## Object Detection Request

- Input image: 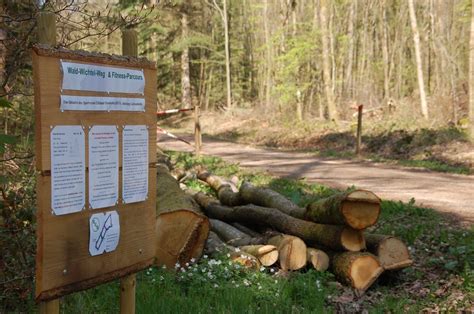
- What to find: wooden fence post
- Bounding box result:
[120,28,138,314]
[37,11,59,314]
[356,104,363,156]
[194,104,202,157]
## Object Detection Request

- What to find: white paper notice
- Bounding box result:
[89,211,120,256]
[122,125,148,204]
[51,126,85,215]
[61,95,145,112]
[61,61,145,94]
[89,126,119,209]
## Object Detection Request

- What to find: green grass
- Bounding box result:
[395,159,471,175]
[11,151,474,312]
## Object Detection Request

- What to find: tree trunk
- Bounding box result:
[181,12,192,109]
[263,0,272,111]
[365,234,413,270]
[198,171,241,206]
[305,190,381,230]
[331,252,383,293]
[470,0,474,141]
[155,151,210,268]
[344,0,356,99]
[268,234,307,271]
[239,181,305,218]
[223,0,232,109]
[307,248,329,271]
[408,0,429,119]
[194,193,365,252]
[319,0,338,123]
[209,218,265,246]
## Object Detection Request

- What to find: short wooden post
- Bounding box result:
[120,274,136,314]
[37,12,56,46]
[355,104,363,156]
[120,28,138,314]
[37,11,59,314]
[194,104,202,157]
[122,29,138,57]
[39,299,59,314]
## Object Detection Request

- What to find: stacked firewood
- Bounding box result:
[154,152,413,294]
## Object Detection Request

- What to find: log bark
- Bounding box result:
[209,219,265,246]
[307,248,330,272]
[232,222,262,238]
[155,152,209,268]
[205,231,260,270]
[239,181,305,218]
[365,234,413,270]
[306,190,381,230]
[268,235,307,271]
[194,193,365,252]
[331,252,383,293]
[198,171,241,206]
[240,245,279,267]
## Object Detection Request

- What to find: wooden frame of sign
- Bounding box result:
[32,45,157,301]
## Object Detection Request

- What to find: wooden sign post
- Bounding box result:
[34,13,156,313]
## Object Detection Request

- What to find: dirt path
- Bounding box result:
[158,134,474,226]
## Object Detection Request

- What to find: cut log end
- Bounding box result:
[350,255,383,292]
[269,235,307,271]
[240,244,279,266]
[155,210,210,268]
[332,252,383,293]
[372,236,413,270]
[341,228,366,251]
[307,248,329,271]
[341,190,381,230]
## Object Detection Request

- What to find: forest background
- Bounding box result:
[1,0,474,309]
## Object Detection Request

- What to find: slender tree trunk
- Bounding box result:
[263,0,272,111]
[319,0,338,123]
[223,0,232,109]
[381,1,390,102]
[408,0,429,119]
[345,0,356,100]
[181,12,192,109]
[469,0,474,141]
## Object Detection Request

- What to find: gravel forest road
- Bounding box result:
[158,134,474,226]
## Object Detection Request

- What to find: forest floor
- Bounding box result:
[158,109,474,225]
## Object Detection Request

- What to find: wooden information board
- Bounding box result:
[32,45,157,301]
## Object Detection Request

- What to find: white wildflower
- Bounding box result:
[260,266,265,272]
[175,262,180,269]
[270,268,275,273]
[234,248,241,252]
[227,253,231,258]
[213,284,219,288]
[190,258,196,263]
[186,263,189,267]
[203,254,209,259]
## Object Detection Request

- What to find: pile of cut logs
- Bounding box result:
[155,151,413,294]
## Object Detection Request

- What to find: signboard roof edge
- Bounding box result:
[32,44,156,70]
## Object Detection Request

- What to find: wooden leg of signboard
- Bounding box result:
[39,299,59,314]
[120,274,136,314]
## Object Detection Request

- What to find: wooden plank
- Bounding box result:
[36,168,156,300]
[33,47,157,301]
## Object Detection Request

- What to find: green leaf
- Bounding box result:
[0,134,17,145]
[444,260,458,271]
[0,97,12,108]
[0,175,8,185]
